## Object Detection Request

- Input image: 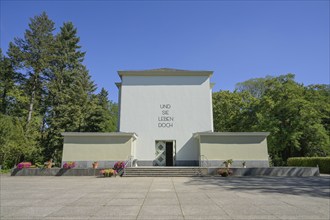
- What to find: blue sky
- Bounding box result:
[1,0,329,102]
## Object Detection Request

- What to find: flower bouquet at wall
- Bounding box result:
[223,159,233,168]
[218,168,233,177]
[63,161,76,169]
[92,161,99,169]
[113,161,126,177]
[100,169,116,177]
[17,162,32,169]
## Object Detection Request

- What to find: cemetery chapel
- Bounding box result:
[62,68,270,168]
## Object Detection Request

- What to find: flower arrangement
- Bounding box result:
[218,168,233,177]
[223,159,233,168]
[113,161,125,170]
[92,161,99,169]
[113,161,126,177]
[45,159,54,168]
[63,161,76,169]
[100,169,116,177]
[17,162,32,169]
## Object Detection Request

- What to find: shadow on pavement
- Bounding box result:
[184,176,330,198]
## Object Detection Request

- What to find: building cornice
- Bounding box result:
[62,132,138,140]
[115,82,122,88]
[193,132,270,139]
[118,68,213,78]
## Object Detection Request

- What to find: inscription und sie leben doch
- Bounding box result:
[158,104,174,128]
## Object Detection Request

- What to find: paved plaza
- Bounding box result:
[0,175,329,220]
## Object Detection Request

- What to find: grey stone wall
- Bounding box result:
[11,167,320,177]
[62,160,119,169]
[204,160,270,168]
[208,167,320,177]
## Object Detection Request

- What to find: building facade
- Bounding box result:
[62,68,270,168]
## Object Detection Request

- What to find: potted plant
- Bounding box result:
[218,168,233,177]
[17,162,32,169]
[113,161,126,177]
[44,159,54,168]
[92,161,99,169]
[223,159,233,168]
[63,161,76,169]
[242,161,246,168]
[100,168,116,177]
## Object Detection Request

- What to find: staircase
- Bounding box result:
[124,167,208,177]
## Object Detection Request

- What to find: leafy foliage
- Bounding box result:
[0,114,38,168]
[287,157,330,174]
[213,74,330,165]
[0,12,118,169]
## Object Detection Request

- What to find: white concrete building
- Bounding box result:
[62,68,270,168]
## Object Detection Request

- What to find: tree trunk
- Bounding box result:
[27,75,38,124]
[27,90,35,123]
[1,87,7,114]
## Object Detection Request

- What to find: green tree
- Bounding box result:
[212,90,256,132]
[213,74,330,165]
[0,114,40,168]
[235,76,272,98]
[84,88,118,132]
[8,12,55,124]
[42,22,93,161]
[1,12,121,167]
[304,84,330,135]
[1,49,15,114]
[260,75,328,164]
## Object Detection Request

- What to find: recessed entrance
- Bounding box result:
[165,142,173,166]
[155,140,176,166]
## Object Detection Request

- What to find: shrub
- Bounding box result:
[287,157,330,174]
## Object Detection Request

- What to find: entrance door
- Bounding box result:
[155,140,175,166]
[166,142,173,166]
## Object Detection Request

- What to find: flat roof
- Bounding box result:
[193,132,270,138]
[118,68,213,78]
[62,132,138,140]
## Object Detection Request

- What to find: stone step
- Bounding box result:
[124,175,202,177]
[124,173,202,177]
[125,169,200,171]
[124,167,207,177]
[125,168,202,171]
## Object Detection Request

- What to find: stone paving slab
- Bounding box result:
[0,175,329,220]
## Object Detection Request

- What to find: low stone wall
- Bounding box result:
[11,167,320,177]
[11,168,103,176]
[206,160,269,168]
[208,167,320,177]
[62,161,118,169]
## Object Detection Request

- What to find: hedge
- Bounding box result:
[287,157,330,174]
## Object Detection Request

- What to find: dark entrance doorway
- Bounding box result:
[166,142,174,166]
[155,140,176,166]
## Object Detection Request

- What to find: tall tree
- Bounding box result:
[84,88,118,132]
[213,74,330,165]
[8,12,55,124]
[256,74,329,164]
[1,13,121,167]
[43,22,92,160]
[213,90,256,132]
[235,76,273,98]
[0,49,16,114]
